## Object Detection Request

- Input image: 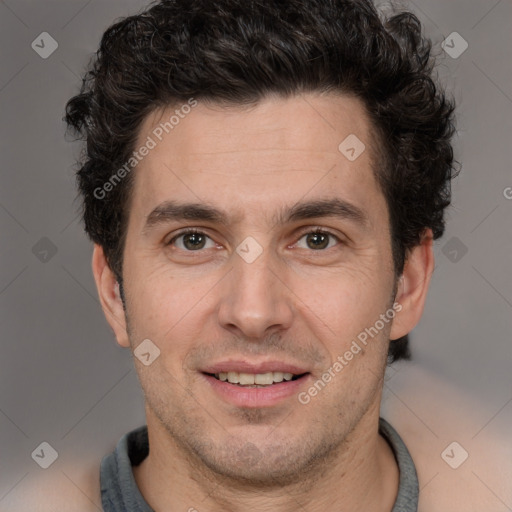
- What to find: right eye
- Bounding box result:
[167,229,217,251]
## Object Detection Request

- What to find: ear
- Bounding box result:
[390,228,435,341]
[92,244,130,348]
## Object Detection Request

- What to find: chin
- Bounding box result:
[187,432,340,488]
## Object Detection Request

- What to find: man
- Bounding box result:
[65,0,457,510]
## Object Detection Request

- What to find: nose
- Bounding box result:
[217,245,294,340]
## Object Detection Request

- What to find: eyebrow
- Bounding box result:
[142,198,369,234]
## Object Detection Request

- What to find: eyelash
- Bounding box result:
[166,227,343,252]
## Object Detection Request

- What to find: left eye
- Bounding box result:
[295,230,340,250]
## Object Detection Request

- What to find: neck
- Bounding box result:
[133,402,398,512]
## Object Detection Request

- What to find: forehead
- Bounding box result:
[128,93,383,226]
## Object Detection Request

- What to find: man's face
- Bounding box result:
[118,93,398,483]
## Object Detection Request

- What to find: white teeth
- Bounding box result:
[272,371,284,383]
[239,373,255,385]
[213,371,300,385]
[254,372,274,385]
[227,371,239,383]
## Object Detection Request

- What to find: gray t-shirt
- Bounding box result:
[100,417,418,511]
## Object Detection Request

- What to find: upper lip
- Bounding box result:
[201,360,310,375]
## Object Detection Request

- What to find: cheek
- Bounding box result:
[291,266,391,334]
[125,267,212,354]
[290,273,394,382]
[130,255,207,311]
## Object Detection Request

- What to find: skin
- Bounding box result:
[93,92,434,512]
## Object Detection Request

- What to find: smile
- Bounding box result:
[201,370,311,407]
[211,371,305,387]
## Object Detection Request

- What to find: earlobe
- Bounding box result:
[389,229,435,341]
[91,244,131,348]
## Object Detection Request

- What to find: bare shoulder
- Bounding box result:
[1,458,102,512]
[382,363,511,512]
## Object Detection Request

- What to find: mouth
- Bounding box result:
[204,371,309,388]
[200,361,312,407]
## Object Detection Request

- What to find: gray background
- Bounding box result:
[0,0,511,510]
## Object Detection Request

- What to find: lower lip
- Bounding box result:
[202,373,310,408]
